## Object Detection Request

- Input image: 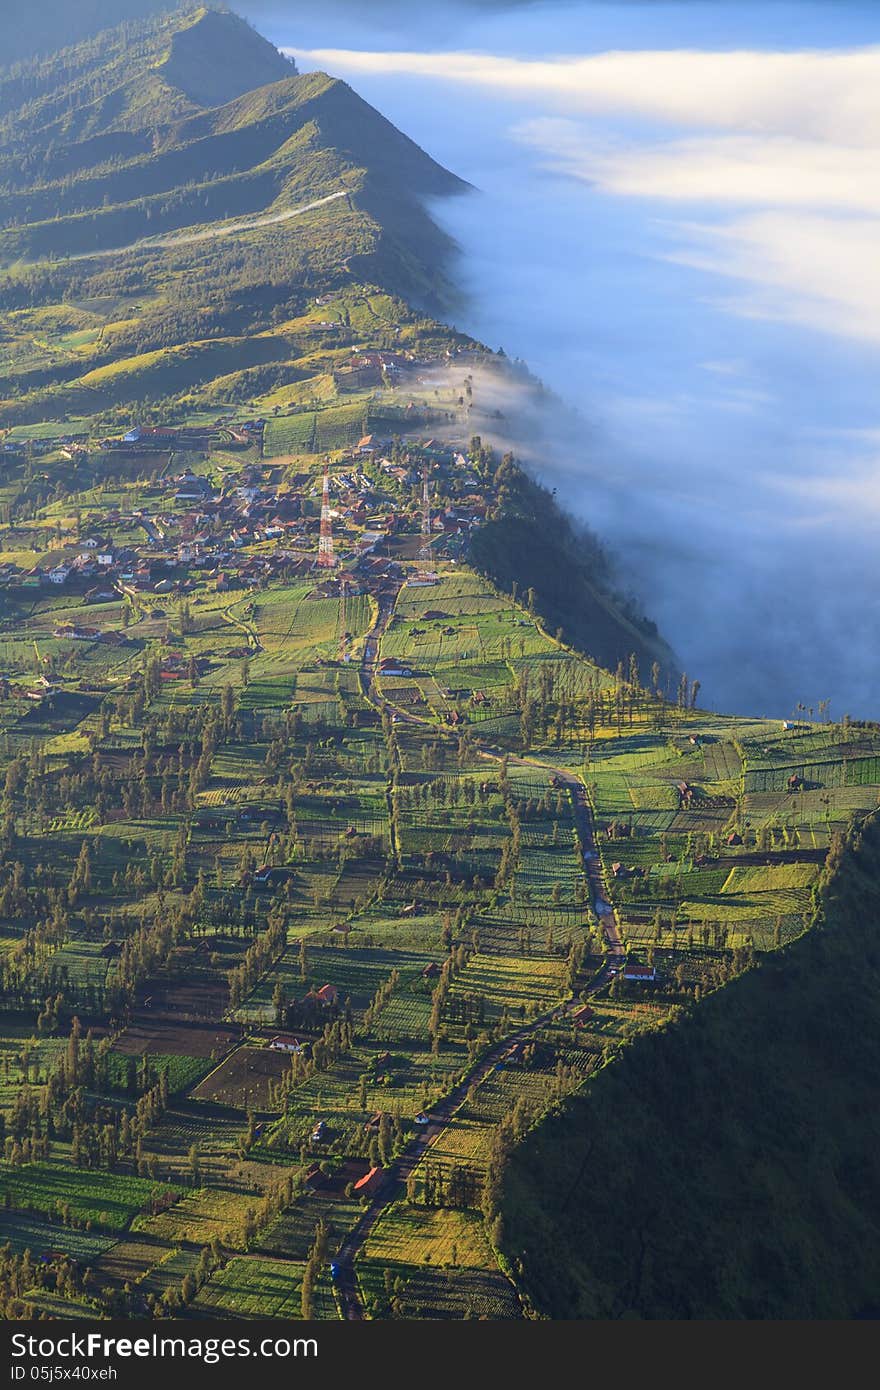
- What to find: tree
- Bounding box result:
[300,1262,315,1319]
[272,981,285,1026]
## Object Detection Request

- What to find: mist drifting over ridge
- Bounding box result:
[243,0,880,719]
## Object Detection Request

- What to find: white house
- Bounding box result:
[268,1035,304,1054]
[378,658,414,678]
[622,960,656,983]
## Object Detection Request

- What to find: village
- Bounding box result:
[0,425,486,585]
[0,389,494,706]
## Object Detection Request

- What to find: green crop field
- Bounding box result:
[190,1257,305,1318]
[365,1203,493,1268]
[0,1163,173,1231]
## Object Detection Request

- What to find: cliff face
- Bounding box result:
[501,814,880,1319]
[469,458,674,680]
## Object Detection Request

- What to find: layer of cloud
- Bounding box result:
[667,210,880,342]
[293,41,880,345]
[290,44,880,144]
[515,119,880,211]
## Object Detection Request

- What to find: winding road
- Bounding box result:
[62,188,350,264]
[329,581,621,1318]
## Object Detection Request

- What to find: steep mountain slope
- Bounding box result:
[0,71,462,263]
[501,813,880,1319]
[0,5,469,425]
[159,5,295,107]
[0,7,294,146]
[0,6,464,265]
[470,456,673,677]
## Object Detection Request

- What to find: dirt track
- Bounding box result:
[63,188,349,264]
[331,583,621,1318]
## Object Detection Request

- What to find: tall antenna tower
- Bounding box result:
[318,463,335,569]
[338,575,349,663]
[419,461,432,563]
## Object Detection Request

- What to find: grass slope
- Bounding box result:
[0,7,292,147]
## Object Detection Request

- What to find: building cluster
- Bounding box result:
[0,412,494,606]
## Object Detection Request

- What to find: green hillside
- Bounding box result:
[501,812,880,1318]
[0,8,294,152]
[470,453,673,678]
[0,7,463,268]
[0,6,468,427]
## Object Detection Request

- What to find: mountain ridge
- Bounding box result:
[0,5,466,300]
[0,7,294,140]
[0,70,465,263]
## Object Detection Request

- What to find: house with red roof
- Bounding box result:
[303,982,338,1008]
[622,959,656,983]
[353,1166,385,1198]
